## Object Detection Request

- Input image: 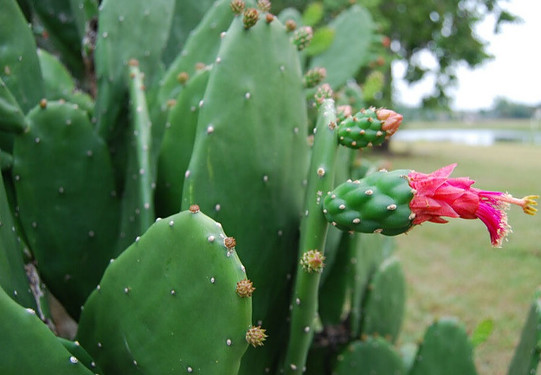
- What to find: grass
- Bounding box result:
[363,139,541,375]
[404,118,538,131]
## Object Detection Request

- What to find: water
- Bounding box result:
[393,129,541,146]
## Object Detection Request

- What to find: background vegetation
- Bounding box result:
[363,123,541,375]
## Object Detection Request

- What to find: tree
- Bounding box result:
[271,0,518,109]
[367,0,519,108]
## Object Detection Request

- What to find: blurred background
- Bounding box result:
[356,1,541,374]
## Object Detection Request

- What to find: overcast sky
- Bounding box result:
[392,0,541,111]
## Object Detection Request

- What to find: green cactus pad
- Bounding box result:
[156,67,210,217]
[361,256,406,343]
[333,336,406,375]
[0,286,96,375]
[337,108,387,149]
[350,233,394,337]
[0,0,44,113]
[322,169,414,235]
[181,14,309,374]
[161,0,217,65]
[94,0,175,139]
[13,101,120,319]
[58,338,105,375]
[0,76,27,133]
[113,63,155,254]
[30,0,85,78]
[409,317,478,375]
[0,170,36,310]
[37,49,76,101]
[77,209,252,375]
[507,289,541,375]
[308,5,375,90]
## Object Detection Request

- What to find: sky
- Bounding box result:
[392,0,541,111]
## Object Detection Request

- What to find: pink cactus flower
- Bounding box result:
[407,163,538,247]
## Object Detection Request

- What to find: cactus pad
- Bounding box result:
[77,209,252,375]
[333,336,406,375]
[409,317,477,375]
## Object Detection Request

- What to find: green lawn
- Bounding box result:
[363,140,541,375]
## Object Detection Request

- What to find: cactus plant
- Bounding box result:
[0,1,538,375]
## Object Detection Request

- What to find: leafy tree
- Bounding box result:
[372,0,519,108]
[271,0,518,109]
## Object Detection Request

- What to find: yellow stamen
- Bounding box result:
[521,195,538,215]
[498,194,538,215]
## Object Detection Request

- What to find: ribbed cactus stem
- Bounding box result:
[127,61,155,236]
[284,99,339,375]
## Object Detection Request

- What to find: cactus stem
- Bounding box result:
[284,99,338,374]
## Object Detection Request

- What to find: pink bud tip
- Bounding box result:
[376,108,403,137]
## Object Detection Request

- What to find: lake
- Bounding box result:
[393,129,541,146]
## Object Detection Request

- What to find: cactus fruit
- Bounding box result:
[77,209,252,375]
[409,317,477,375]
[322,169,414,236]
[323,164,538,246]
[337,107,403,149]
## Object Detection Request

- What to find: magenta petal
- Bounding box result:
[475,201,509,247]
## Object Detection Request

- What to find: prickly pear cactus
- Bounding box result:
[333,336,406,375]
[77,208,252,375]
[12,101,120,319]
[0,0,44,114]
[181,12,309,374]
[409,317,478,375]
[507,289,541,375]
[0,286,98,375]
[322,169,414,235]
[0,170,36,310]
[361,256,406,343]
